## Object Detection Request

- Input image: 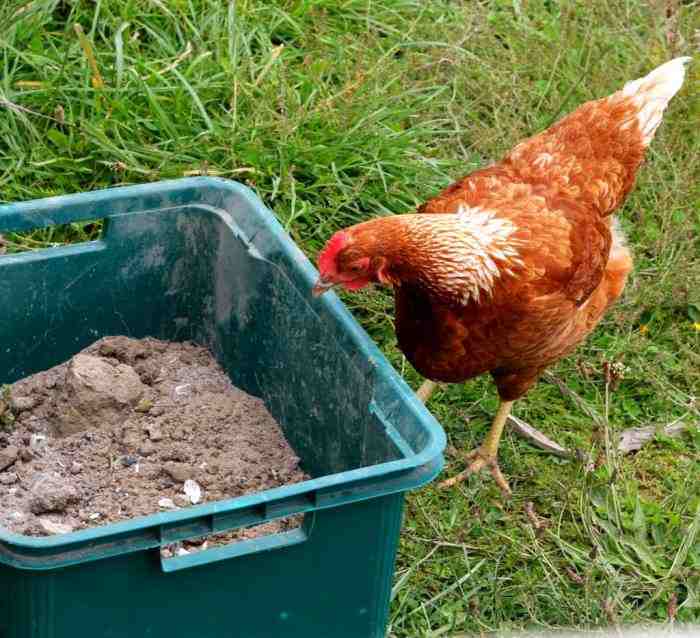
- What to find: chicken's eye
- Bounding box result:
[345,256,370,275]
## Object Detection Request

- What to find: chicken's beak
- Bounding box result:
[312,277,336,297]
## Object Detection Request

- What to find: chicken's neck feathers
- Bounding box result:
[369,206,523,305]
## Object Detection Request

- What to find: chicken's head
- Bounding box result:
[312,228,391,297]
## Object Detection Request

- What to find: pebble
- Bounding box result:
[173,384,192,398]
[19,448,33,463]
[121,455,138,468]
[138,441,157,457]
[25,416,47,432]
[163,462,190,483]
[183,479,202,505]
[146,425,163,442]
[29,434,48,450]
[11,395,37,412]
[134,361,159,385]
[0,445,19,471]
[0,472,19,485]
[158,497,176,509]
[28,473,80,514]
[121,430,141,448]
[98,341,118,357]
[39,519,74,535]
[135,398,153,413]
[70,462,82,475]
[64,354,146,433]
[161,449,187,463]
[171,427,187,441]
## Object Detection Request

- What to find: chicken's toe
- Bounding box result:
[438,448,512,496]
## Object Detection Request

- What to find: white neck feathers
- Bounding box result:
[404,205,523,304]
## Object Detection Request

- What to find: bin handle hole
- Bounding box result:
[0,219,104,255]
[160,513,310,572]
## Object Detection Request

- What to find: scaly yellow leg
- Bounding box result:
[438,400,515,496]
[416,379,438,404]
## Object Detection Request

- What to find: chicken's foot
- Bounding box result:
[438,400,514,497]
[439,449,512,496]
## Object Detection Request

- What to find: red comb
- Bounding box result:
[318,231,348,275]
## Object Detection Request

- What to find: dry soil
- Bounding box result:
[0,336,308,549]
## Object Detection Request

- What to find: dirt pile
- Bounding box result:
[0,336,308,542]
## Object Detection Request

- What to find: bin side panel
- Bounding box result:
[1,495,404,638]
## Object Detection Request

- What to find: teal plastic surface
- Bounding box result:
[0,178,445,638]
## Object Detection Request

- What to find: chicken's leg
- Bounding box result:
[416,380,438,403]
[438,400,514,496]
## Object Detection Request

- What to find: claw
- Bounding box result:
[437,448,512,497]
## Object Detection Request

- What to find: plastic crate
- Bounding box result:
[0,178,445,638]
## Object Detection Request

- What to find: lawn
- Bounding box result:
[1,0,699,635]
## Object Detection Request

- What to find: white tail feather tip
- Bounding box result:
[620,57,691,144]
[622,57,691,99]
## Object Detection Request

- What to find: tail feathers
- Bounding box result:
[618,57,691,145]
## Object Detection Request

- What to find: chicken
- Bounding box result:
[312,58,691,495]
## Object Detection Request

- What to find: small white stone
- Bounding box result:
[158,497,176,509]
[183,479,202,505]
[30,434,48,450]
[39,519,74,535]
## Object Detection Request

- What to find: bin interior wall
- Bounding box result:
[0,204,404,478]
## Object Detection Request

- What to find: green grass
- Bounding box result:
[1,0,699,635]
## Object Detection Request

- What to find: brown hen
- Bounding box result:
[312,58,691,495]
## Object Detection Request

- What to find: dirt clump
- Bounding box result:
[0,336,309,542]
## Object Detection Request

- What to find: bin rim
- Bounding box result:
[0,177,446,557]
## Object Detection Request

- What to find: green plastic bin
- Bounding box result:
[0,178,445,638]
